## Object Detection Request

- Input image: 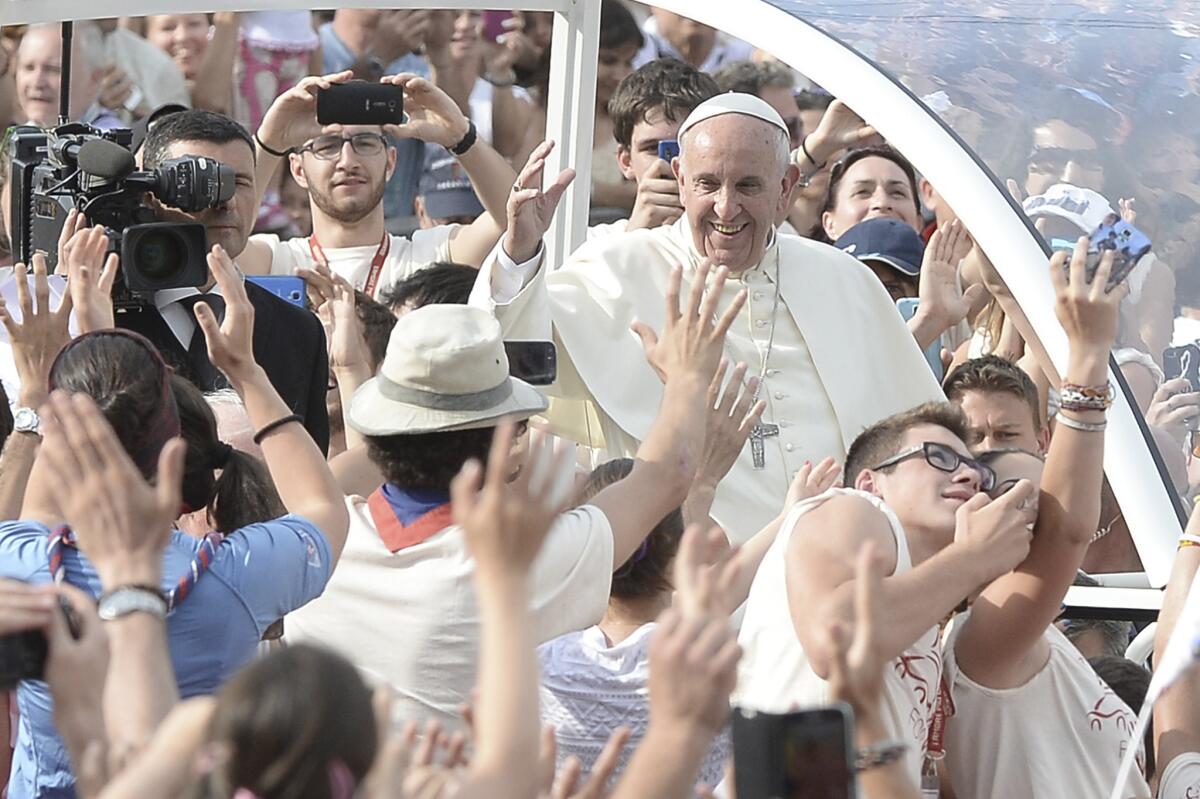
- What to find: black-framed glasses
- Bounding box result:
[870,441,996,492]
[299,132,387,160]
[976,448,1044,498]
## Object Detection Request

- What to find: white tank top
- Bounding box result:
[943,615,1151,799]
[734,488,942,781]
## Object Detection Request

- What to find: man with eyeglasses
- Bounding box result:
[736,397,1036,783]
[239,71,519,300]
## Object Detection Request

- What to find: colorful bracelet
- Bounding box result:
[1059,382,1114,412]
[855,741,908,772]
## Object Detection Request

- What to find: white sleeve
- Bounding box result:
[490,243,545,304]
[246,234,294,276]
[398,226,459,284]
[528,506,614,643]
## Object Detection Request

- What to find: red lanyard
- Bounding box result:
[926,675,955,757]
[308,232,391,298]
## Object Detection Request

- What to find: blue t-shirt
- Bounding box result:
[0,515,333,799]
[319,23,429,221]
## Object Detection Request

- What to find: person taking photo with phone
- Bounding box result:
[239,70,521,302]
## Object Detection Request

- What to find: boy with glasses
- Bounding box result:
[736,391,1037,782]
[239,71,521,299]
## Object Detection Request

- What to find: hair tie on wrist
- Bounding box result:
[209,441,234,470]
[253,414,304,445]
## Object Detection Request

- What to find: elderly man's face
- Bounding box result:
[674,115,797,273]
[15,28,63,127]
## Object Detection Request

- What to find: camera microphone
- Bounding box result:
[77,138,137,180]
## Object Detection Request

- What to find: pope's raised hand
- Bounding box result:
[630,260,746,385]
[502,140,576,263]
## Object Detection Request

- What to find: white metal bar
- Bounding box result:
[1063,586,1163,613]
[542,0,599,267]
[3,0,574,26]
[642,0,1181,588]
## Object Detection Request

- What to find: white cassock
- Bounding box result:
[469,215,944,543]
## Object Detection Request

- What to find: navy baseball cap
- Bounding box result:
[418,149,485,221]
[833,217,925,277]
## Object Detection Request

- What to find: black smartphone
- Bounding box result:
[1164,344,1200,386]
[657,140,680,161]
[316,81,405,126]
[733,705,857,799]
[504,340,556,386]
[0,594,81,690]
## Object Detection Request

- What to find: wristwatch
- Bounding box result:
[98,586,168,622]
[12,407,40,436]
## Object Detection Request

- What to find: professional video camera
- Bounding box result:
[7,121,234,306]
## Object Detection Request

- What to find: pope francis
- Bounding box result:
[470,94,943,543]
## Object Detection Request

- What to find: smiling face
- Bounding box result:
[144,14,210,84]
[159,138,256,258]
[291,124,395,227]
[675,114,797,272]
[822,155,921,241]
[858,423,982,545]
[15,27,64,127]
[450,11,483,61]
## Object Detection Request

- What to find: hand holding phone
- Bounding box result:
[733,705,858,799]
[317,80,405,126]
[657,140,680,162]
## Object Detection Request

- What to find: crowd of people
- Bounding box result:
[0,3,1198,798]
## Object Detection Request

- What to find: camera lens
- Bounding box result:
[133,228,186,281]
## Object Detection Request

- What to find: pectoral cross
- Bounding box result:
[749,421,780,469]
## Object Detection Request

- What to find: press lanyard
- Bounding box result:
[921,677,955,797]
[308,232,391,298]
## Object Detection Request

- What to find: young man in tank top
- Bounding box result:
[736,397,1038,782]
[939,242,1151,798]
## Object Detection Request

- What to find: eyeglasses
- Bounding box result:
[870,441,996,492]
[299,132,387,160]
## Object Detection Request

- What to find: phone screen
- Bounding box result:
[504,341,556,386]
[733,705,856,799]
[657,140,680,161]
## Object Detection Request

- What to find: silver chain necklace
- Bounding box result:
[746,253,782,469]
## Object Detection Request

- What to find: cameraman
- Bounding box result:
[117,109,330,453]
[237,71,518,299]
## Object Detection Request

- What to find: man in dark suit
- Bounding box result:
[120,109,330,452]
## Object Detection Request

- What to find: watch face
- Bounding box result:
[13,408,38,433]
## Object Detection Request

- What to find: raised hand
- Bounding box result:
[37,391,186,587]
[451,419,575,576]
[630,260,747,385]
[536,725,630,799]
[914,220,985,346]
[371,10,433,63]
[382,73,472,148]
[784,456,842,508]
[803,99,879,167]
[952,480,1037,580]
[823,543,886,721]
[62,225,119,334]
[1049,237,1126,359]
[295,263,337,313]
[193,245,259,390]
[695,361,765,487]
[647,606,741,737]
[256,70,355,154]
[672,523,743,619]
[502,140,577,262]
[0,254,73,408]
[56,207,89,272]
[1146,378,1200,444]
[324,275,371,377]
[0,578,59,635]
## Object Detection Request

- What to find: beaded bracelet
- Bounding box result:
[1059,382,1114,412]
[855,741,907,772]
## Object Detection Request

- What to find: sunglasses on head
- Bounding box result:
[870,441,996,492]
[299,132,387,160]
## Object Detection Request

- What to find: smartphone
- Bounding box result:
[505,340,556,386]
[657,140,680,162]
[316,81,405,126]
[1092,215,1151,291]
[482,10,514,43]
[247,276,306,309]
[1164,344,1200,386]
[732,705,857,799]
[0,594,81,690]
[895,298,944,382]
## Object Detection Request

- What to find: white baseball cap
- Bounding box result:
[1022,183,1115,234]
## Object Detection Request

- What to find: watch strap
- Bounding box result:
[13,407,40,435]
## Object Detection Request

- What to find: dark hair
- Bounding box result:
[142,109,255,170]
[1088,655,1154,779]
[577,459,683,600]
[599,0,643,52]
[0,381,12,452]
[376,262,477,313]
[794,89,834,113]
[364,427,495,490]
[943,355,1042,429]
[171,375,284,533]
[711,60,795,97]
[815,145,920,242]
[353,291,396,373]
[609,59,719,150]
[192,645,377,799]
[843,401,969,486]
[49,331,176,478]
